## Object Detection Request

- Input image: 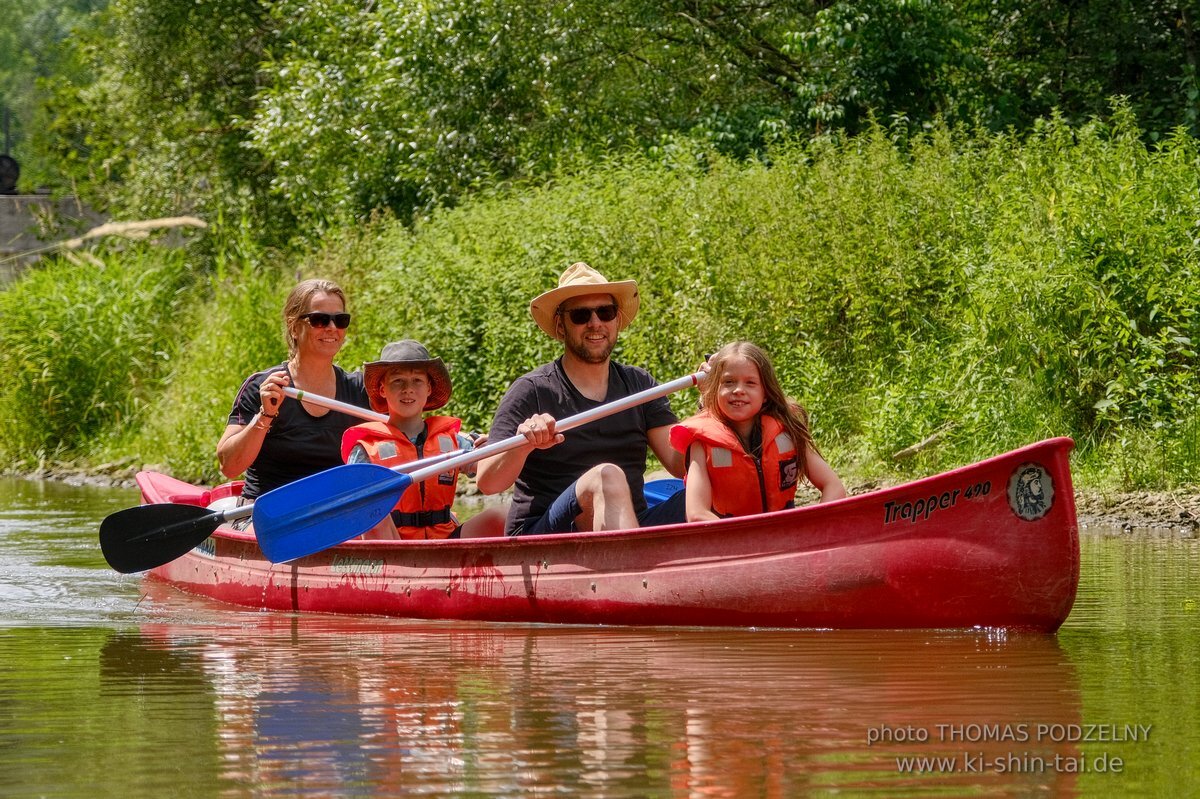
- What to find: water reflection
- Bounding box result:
[90,584,1085,797]
[5,476,1195,798]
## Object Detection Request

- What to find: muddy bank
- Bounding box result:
[1071,489,1200,533]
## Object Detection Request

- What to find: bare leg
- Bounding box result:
[573,463,637,532]
[359,515,399,540]
[458,504,508,538]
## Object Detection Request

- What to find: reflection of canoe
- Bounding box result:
[124,610,1084,796]
[142,438,1079,631]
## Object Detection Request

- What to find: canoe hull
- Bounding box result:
[144,438,1079,631]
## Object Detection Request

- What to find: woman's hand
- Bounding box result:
[259,371,290,417]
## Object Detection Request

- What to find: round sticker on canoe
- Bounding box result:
[1007,463,1054,521]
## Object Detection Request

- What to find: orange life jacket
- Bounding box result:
[669,412,800,517]
[341,416,463,539]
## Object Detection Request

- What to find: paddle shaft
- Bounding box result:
[402,370,706,485]
[213,434,480,529]
[283,386,388,423]
[285,385,480,451]
[252,369,706,562]
[286,370,705,488]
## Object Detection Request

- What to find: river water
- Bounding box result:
[0,477,1196,797]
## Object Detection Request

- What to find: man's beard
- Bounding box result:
[565,331,614,364]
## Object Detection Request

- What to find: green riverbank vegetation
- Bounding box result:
[3,111,1198,490]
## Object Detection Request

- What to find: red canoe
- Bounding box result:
[141,437,1079,631]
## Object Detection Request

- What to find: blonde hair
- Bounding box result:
[282,278,347,358]
[700,341,817,480]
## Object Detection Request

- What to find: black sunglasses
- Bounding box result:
[300,311,352,329]
[559,304,619,325]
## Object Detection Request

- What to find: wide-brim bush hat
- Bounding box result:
[363,339,452,413]
[529,262,640,340]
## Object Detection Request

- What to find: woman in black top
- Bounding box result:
[217,278,370,500]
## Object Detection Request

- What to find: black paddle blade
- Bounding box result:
[99,503,222,574]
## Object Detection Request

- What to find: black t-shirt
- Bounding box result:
[487,358,678,535]
[227,364,369,499]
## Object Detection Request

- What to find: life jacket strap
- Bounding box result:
[390,507,453,528]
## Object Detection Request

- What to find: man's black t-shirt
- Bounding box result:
[487,358,678,535]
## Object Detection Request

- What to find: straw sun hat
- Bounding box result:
[362,339,452,414]
[529,262,640,340]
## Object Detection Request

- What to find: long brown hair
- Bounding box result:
[282,278,347,358]
[700,341,816,479]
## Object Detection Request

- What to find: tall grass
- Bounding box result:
[4,107,1198,489]
[0,247,198,468]
[328,112,1199,487]
[102,267,293,480]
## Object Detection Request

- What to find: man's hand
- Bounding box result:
[516,413,564,449]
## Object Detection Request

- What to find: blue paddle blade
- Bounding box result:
[253,463,413,563]
[644,478,684,506]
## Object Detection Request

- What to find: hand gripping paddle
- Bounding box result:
[253,371,705,563]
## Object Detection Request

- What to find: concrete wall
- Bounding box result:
[0,194,105,283]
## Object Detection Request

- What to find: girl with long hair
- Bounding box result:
[670,341,846,522]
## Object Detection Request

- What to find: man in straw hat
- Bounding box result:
[476,262,689,535]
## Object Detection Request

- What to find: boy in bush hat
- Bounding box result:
[342,339,504,539]
[476,262,690,535]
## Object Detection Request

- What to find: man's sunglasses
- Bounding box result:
[559,304,619,325]
[300,311,352,329]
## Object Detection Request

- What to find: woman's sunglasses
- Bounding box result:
[300,311,352,329]
[559,303,619,325]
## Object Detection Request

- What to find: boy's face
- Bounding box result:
[379,366,432,420]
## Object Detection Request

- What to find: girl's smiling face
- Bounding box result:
[715,355,765,436]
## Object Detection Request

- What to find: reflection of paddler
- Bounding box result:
[255,681,371,779]
[131,610,1083,796]
[98,631,212,694]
